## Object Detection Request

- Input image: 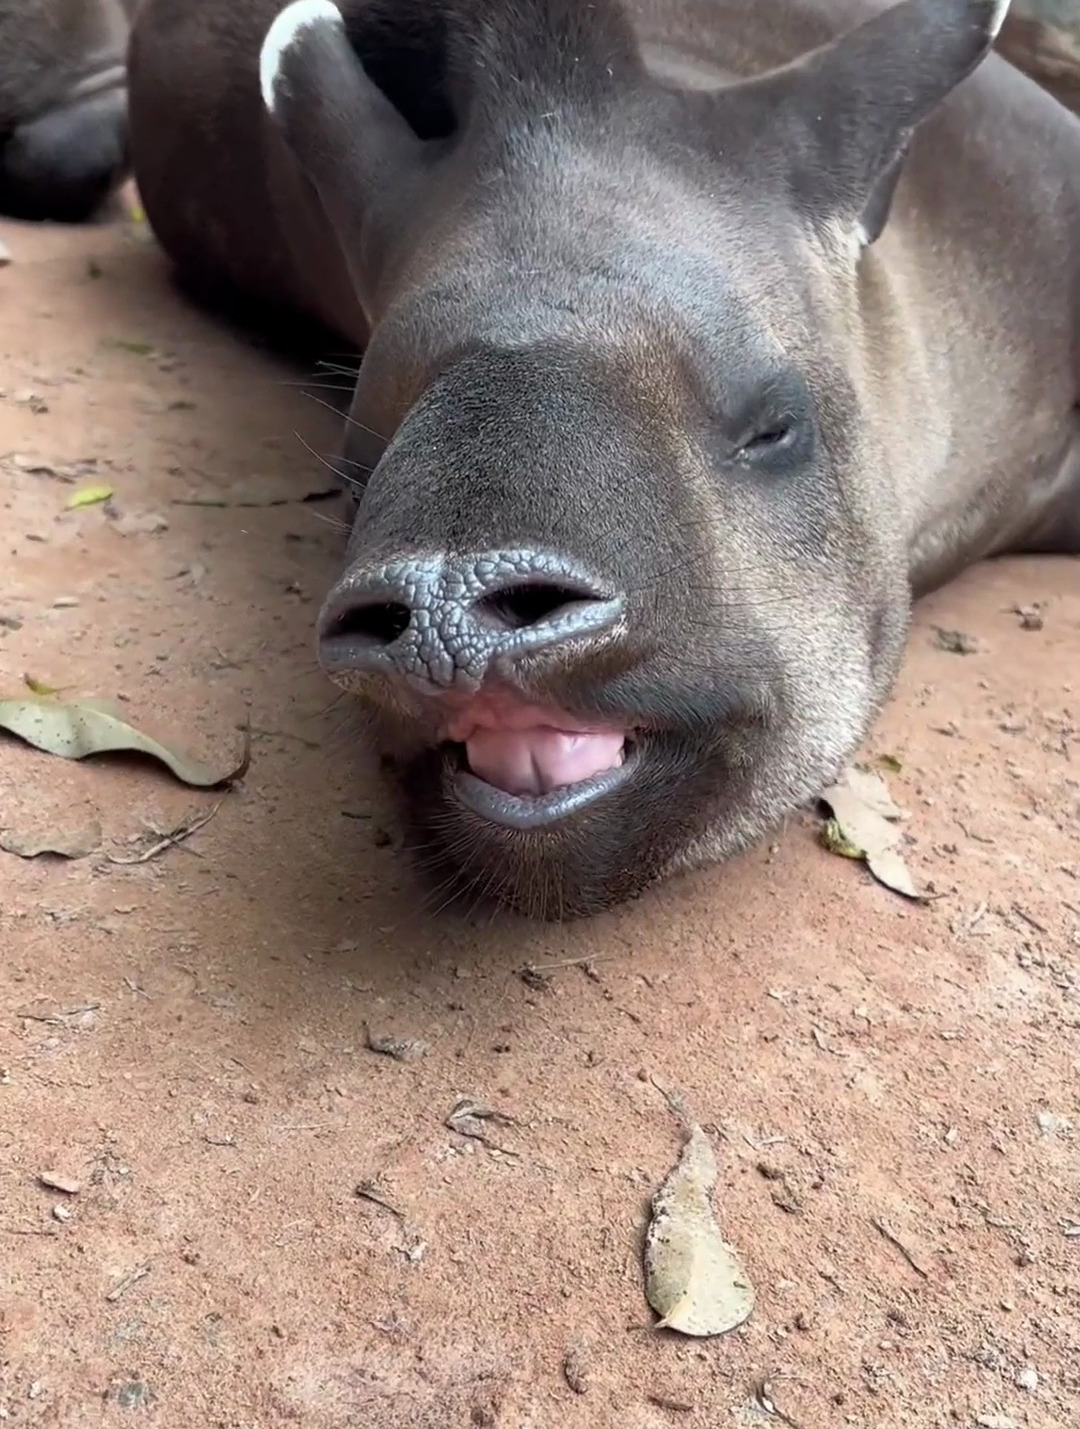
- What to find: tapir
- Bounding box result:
[124,0,1080,919]
[0,0,136,222]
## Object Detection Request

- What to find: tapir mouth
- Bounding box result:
[438,691,636,830]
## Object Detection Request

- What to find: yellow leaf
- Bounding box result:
[819,816,863,861]
[65,484,114,511]
[23,674,59,696]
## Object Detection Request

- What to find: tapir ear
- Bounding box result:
[770,0,1011,245]
[259,0,428,231]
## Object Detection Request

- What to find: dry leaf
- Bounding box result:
[0,695,249,788]
[446,1098,513,1138]
[0,820,101,860]
[38,1171,81,1195]
[108,509,169,537]
[445,1097,518,1154]
[932,626,979,654]
[363,1025,429,1063]
[65,484,114,510]
[818,767,920,900]
[643,1124,755,1337]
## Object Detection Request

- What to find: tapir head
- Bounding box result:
[259,0,1008,918]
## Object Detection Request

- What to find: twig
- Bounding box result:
[871,1217,929,1279]
[355,1182,404,1219]
[107,800,225,865]
[105,1263,151,1302]
[17,1002,100,1023]
[752,1375,804,1428]
[956,901,988,937]
[742,1133,788,1151]
[649,1075,691,1126]
[521,952,624,975]
[1011,903,1049,934]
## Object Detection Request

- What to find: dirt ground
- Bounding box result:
[0,208,1077,1429]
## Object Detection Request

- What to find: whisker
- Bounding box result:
[305,392,389,443]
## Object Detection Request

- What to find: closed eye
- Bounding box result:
[737,419,799,460]
[742,423,793,451]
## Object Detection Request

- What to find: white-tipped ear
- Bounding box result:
[258,0,424,216]
[260,0,344,114]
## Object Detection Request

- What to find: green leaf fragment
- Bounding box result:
[819,767,922,901]
[819,817,864,860]
[65,484,114,510]
[102,337,154,355]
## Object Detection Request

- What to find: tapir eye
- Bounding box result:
[743,423,793,451]
[736,419,801,464]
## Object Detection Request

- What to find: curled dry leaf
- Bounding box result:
[818,767,921,901]
[363,1025,429,1063]
[644,1123,755,1338]
[445,1098,513,1138]
[932,625,980,654]
[0,695,249,788]
[0,820,101,860]
[445,1097,519,1156]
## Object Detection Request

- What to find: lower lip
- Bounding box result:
[451,746,637,830]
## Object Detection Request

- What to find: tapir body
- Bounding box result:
[0,0,136,221]
[125,0,1080,918]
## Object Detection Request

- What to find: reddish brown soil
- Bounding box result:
[1,212,1078,1429]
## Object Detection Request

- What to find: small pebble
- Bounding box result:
[52,1204,72,1223]
[1016,1366,1039,1392]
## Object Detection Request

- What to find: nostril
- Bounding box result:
[476,581,603,631]
[323,600,412,647]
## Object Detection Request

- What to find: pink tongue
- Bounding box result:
[444,695,627,797]
[466,727,626,796]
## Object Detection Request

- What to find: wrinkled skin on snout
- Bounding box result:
[257,0,1014,919]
